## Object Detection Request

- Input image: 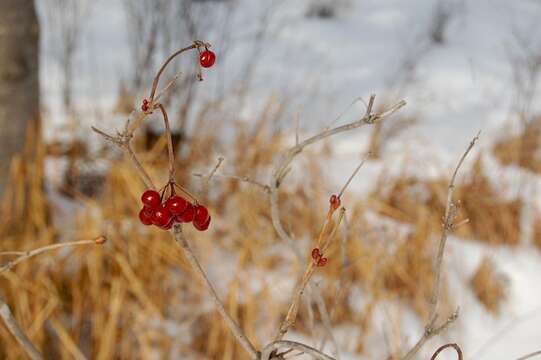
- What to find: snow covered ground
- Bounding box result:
[35,0,541,358]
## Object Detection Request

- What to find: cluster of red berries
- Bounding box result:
[199,49,216,68]
[311,248,328,267]
[141,99,150,112]
[138,189,211,231]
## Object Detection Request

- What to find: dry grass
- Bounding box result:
[493,117,541,174]
[469,257,507,314]
[0,104,516,358]
[372,157,523,246]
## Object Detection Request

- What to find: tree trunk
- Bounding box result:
[0,0,40,197]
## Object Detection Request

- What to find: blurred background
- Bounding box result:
[1,0,541,359]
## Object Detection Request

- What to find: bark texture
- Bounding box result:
[0,0,40,196]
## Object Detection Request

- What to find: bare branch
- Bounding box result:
[205,156,225,186]
[272,98,406,185]
[269,97,405,255]
[517,350,541,360]
[193,172,270,193]
[337,153,370,198]
[172,225,258,359]
[406,310,459,359]
[401,132,480,360]
[1,237,106,274]
[157,103,176,182]
[91,125,155,190]
[429,131,480,323]
[274,209,345,341]
[261,340,335,360]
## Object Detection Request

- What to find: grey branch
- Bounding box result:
[91,125,155,190]
[402,131,480,360]
[1,238,105,274]
[172,225,259,359]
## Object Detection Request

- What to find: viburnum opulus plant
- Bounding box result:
[134,42,216,232]
[88,38,466,359]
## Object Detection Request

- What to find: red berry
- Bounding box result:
[194,205,209,224]
[161,219,174,230]
[139,207,153,226]
[176,203,195,223]
[329,194,341,211]
[311,248,321,260]
[141,190,161,209]
[166,195,189,215]
[142,99,150,112]
[199,50,216,68]
[151,206,172,227]
[194,216,211,231]
[317,257,328,267]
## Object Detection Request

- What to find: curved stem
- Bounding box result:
[261,340,335,360]
[149,43,199,103]
[157,103,176,182]
[430,343,463,360]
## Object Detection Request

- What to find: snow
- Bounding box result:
[35,0,541,358]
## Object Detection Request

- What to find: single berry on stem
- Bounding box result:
[194,216,211,231]
[141,190,161,209]
[194,204,209,224]
[177,203,195,223]
[152,206,172,227]
[166,195,189,215]
[311,248,321,260]
[139,208,153,226]
[199,49,216,68]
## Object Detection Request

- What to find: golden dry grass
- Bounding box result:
[372,157,522,246]
[469,257,507,314]
[0,106,519,358]
[493,117,541,174]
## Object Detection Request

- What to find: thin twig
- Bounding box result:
[0,297,43,360]
[193,172,271,193]
[261,340,335,360]
[172,225,258,359]
[430,343,463,360]
[337,153,370,198]
[0,237,106,274]
[429,131,480,324]
[268,97,405,256]
[153,73,182,104]
[403,310,459,360]
[272,98,406,185]
[157,103,176,182]
[149,41,204,102]
[274,209,345,341]
[205,157,225,186]
[91,126,156,190]
[0,251,25,256]
[517,350,541,360]
[401,131,480,360]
